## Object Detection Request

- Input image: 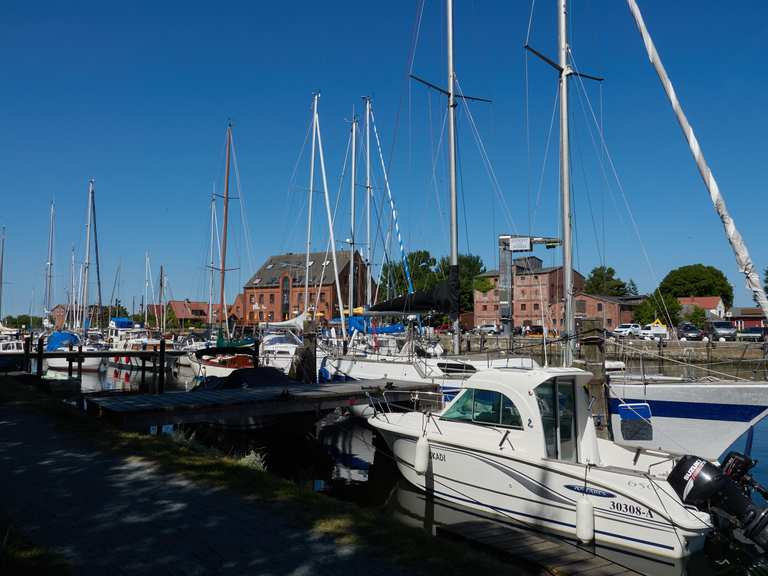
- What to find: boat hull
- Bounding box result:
[47,356,105,372]
[374,425,708,561]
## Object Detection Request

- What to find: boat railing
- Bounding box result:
[365,389,445,415]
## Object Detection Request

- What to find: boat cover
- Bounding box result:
[110,317,134,329]
[45,331,80,351]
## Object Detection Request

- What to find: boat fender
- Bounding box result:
[576,497,594,543]
[414,436,429,475]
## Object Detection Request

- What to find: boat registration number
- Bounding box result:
[609,500,654,519]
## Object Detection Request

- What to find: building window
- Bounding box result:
[269,294,275,304]
[607,318,612,326]
[575,300,586,313]
[494,305,498,311]
[281,277,290,318]
[259,311,264,321]
[320,292,326,303]
[534,303,539,311]
[482,305,487,311]
[268,312,274,321]
[249,294,255,304]
[248,311,254,321]
[259,294,264,304]
[597,303,603,312]
[521,304,526,311]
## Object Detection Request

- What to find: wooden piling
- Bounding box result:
[140,342,147,391]
[580,319,609,439]
[158,339,165,394]
[67,341,73,378]
[23,336,31,373]
[36,336,44,377]
[77,345,83,379]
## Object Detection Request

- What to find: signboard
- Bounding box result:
[508,236,533,252]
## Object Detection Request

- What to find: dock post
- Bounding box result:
[580,319,609,439]
[23,336,31,373]
[36,336,44,377]
[252,338,259,368]
[77,345,83,379]
[140,342,147,391]
[67,341,73,378]
[158,338,165,394]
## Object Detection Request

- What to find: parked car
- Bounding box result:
[434,323,452,335]
[476,324,499,335]
[677,322,703,341]
[613,323,641,338]
[737,326,768,342]
[639,323,669,340]
[705,320,737,342]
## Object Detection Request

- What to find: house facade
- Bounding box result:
[242,251,369,325]
[677,296,726,319]
[513,265,585,331]
[473,270,500,327]
[728,307,767,330]
[549,292,635,333]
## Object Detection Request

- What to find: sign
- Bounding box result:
[507,236,532,252]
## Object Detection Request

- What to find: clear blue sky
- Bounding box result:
[1,1,767,316]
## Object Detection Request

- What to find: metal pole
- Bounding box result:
[158,338,166,394]
[364,97,372,308]
[348,114,357,315]
[447,0,460,355]
[0,227,5,322]
[44,202,54,322]
[91,185,103,330]
[220,123,232,339]
[208,192,215,329]
[159,264,165,333]
[304,94,319,315]
[82,180,94,337]
[558,0,574,366]
[144,252,149,327]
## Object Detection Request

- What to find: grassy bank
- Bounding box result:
[0,376,541,576]
[1,514,70,575]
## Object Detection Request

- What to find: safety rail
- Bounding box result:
[365,389,445,416]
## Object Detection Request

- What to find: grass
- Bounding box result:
[0,514,71,575]
[0,376,541,576]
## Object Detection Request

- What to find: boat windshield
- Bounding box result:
[534,378,577,462]
[441,389,523,429]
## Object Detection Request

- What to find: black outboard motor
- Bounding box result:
[667,453,768,549]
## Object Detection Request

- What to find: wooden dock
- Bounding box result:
[437,520,640,576]
[87,379,436,432]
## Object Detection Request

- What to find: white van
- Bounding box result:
[639,323,668,340]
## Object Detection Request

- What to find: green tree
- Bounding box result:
[659,264,733,308]
[633,292,682,326]
[165,305,179,330]
[683,305,707,329]
[583,266,629,297]
[627,279,639,296]
[473,276,494,294]
[380,250,438,298]
[436,254,485,312]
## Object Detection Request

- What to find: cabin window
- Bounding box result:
[534,378,578,462]
[442,389,523,429]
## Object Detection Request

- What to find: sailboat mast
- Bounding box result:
[219,123,232,337]
[208,192,216,330]
[144,252,149,326]
[0,227,5,322]
[558,0,575,367]
[44,202,54,321]
[69,246,75,328]
[446,0,460,354]
[159,264,165,333]
[82,179,94,335]
[348,114,357,315]
[304,94,319,315]
[364,97,372,308]
[91,184,103,329]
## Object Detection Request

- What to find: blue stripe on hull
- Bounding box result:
[608,397,768,422]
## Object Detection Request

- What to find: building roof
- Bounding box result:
[730,306,764,318]
[517,265,562,276]
[245,251,356,288]
[677,296,723,310]
[476,269,499,278]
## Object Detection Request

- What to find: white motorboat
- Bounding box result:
[107,319,166,369]
[45,330,105,373]
[0,338,25,371]
[369,365,768,561]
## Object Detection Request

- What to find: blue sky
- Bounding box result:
[1,1,767,316]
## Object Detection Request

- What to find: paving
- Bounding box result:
[0,404,411,575]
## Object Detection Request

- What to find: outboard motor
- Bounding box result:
[668,453,768,549]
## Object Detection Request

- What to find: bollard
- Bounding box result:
[36,336,44,377]
[67,341,73,378]
[158,339,165,394]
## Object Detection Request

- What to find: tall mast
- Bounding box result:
[91,184,103,329]
[208,191,216,329]
[364,97,372,308]
[69,246,75,328]
[159,264,165,333]
[0,227,5,322]
[558,0,574,366]
[219,123,232,338]
[144,252,149,326]
[304,94,319,315]
[446,0,460,354]
[44,202,55,323]
[348,114,358,315]
[82,179,94,335]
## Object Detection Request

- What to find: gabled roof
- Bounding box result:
[730,307,764,318]
[245,251,356,288]
[677,296,723,310]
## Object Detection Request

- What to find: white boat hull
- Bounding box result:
[47,356,105,372]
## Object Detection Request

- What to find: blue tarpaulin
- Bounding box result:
[344,316,405,335]
[46,331,80,351]
[111,317,133,329]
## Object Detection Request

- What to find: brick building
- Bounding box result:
[728,307,766,330]
[514,261,585,331]
[242,251,369,325]
[549,292,635,333]
[473,270,500,327]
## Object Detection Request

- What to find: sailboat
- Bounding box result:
[369,0,768,564]
[47,185,106,372]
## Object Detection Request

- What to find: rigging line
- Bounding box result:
[454,76,518,235]
[229,137,256,279]
[387,0,426,173]
[428,91,449,238]
[569,48,676,329]
[524,44,532,236]
[525,0,537,46]
[530,84,560,233]
[280,113,314,253]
